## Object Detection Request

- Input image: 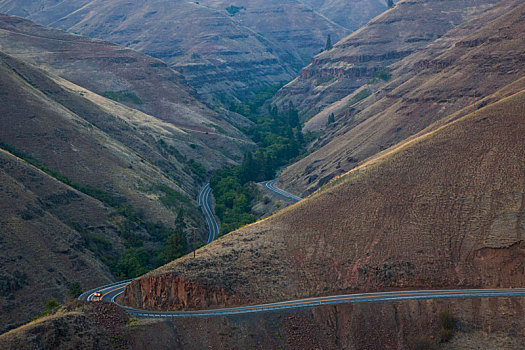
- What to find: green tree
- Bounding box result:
[325,34,333,50]
[327,113,335,126]
[68,281,83,299]
[174,207,186,233]
[162,231,187,262]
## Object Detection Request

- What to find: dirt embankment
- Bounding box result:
[129,297,525,349]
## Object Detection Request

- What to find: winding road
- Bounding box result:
[198,183,219,243]
[80,283,525,318]
[79,183,525,318]
[262,179,302,202]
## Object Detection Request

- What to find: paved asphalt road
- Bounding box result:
[198,183,219,243]
[80,283,525,318]
[262,180,302,202]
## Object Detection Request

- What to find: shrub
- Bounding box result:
[439,329,454,342]
[68,282,83,299]
[439,311,455,330]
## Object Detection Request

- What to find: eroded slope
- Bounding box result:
[272,0,501,120]
[0,0,388,102]
[278,0,525,195]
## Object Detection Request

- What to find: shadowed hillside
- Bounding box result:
[0,48,218,331]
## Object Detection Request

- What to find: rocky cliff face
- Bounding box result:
[272,0,500,120]
[0,0,389,102]
[277,0,525,195]
[124,275,245,311]
[122,79,525,312]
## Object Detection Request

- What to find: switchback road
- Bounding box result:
[262,180,302,202]
[198,183,219,243]
[80,283,525,318]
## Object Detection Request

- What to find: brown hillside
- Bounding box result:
[0,1,394,102]
[0,301,130,350]
[0,148,118,332]
[0,49,215,331]
[272,0,502,120]
[0,13,253,163]
[122,86,525,311]
[278,0,525,195]
[0,0,352,102]
[4,298,525,349]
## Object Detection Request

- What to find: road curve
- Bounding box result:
[198,183,219,243]
[78,184,219,301]
[262,180,302,202]
[80,284,525,318]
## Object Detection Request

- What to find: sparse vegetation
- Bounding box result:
[326,113,335,126]
[101,90,143,105]
[33,299,60,320]
[346,89,371,107]
[226,5,245,16]
[438,311,456,342]
[375,70,392,82]
[155,184,190,208]
[68,282,83,299]
[325,34,333,50]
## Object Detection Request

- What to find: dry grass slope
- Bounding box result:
[278,0,525,195]
[122,87,525,311]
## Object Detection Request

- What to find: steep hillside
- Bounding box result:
[0,14,253,163]
[272,0,500,119]
[0,148,118,332]
[0,0,389,102]
[122,85,525,311]
[300,0,393,30]
[0,49,217,331]
[278,0,525,194]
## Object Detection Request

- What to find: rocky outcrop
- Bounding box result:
[122,275,245,311]
[126,297,525,349]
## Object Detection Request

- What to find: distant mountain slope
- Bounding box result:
[0,14,253,164]
[299,0,392,30]
[272,0,501,120]
[277,0,525,195]
[0,0,389,102]
[122,82,525,312]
